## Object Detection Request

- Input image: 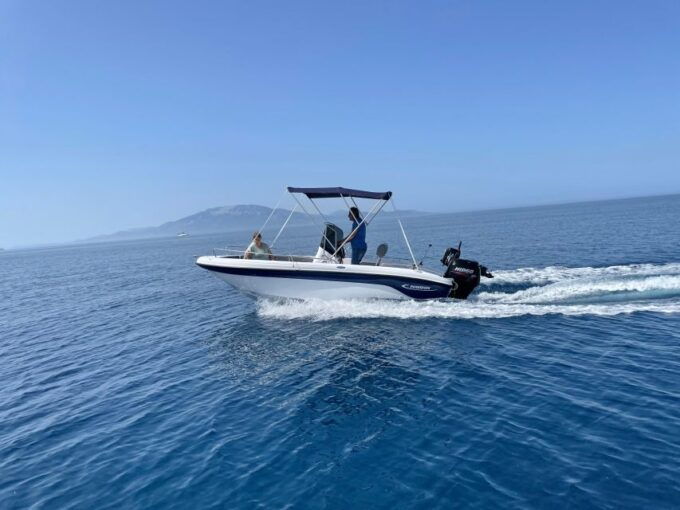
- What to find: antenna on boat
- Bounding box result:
[389,198,419,269]
[419,244,433,267]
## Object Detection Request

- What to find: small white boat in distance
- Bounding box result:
[177,232,189,238]
[196,186,493,300]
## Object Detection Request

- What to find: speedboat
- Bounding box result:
[196,187,493,300]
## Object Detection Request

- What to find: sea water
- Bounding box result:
[1,194,679,509]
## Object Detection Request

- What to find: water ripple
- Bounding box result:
[2,197,680,508]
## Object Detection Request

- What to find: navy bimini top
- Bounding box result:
[351,221,367,250]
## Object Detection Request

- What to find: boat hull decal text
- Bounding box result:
[401,284,435,291]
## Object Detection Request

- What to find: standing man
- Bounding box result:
[344,207,367,264]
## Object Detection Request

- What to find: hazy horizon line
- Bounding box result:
[5,191,679,251]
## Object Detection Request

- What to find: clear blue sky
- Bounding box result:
[1,0,678,247]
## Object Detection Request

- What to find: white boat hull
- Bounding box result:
[213,272,409,300]
[196,256,453,300]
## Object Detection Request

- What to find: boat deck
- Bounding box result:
[216,254,419,269]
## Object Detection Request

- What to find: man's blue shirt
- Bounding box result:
[351,221,367,250]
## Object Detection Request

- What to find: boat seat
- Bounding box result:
[376,243,388,265]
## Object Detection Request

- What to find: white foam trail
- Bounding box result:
[478,275,680,304]
[486,262,680,285]
[256,262,680,320]
[257,298,680,321]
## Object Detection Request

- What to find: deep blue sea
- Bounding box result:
[2,194,680,509]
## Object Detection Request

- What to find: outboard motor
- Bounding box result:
[441,244,493,299]
[315,223,345,262]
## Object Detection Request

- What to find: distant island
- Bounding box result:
[82,204,430,243]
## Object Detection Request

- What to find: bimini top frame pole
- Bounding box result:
[332,194,387,259]
[288,191,337,255]
[287,187,393,260]
[286,186,419,269]
[287,186,392,260]
[270,203,297,248]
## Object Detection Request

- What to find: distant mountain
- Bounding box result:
[83,204,431,243]
[84,205,306,242]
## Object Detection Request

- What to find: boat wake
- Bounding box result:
[257,263,680,320]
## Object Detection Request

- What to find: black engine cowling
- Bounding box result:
[441,247,493,299]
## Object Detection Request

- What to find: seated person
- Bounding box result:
[244,231,273,260]
[343,207,367,264]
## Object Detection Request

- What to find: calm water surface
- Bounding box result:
[1,195,680,509]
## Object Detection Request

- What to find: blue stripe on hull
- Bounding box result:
[196,262,452,299]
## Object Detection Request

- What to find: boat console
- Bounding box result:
[314,223,346,262]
